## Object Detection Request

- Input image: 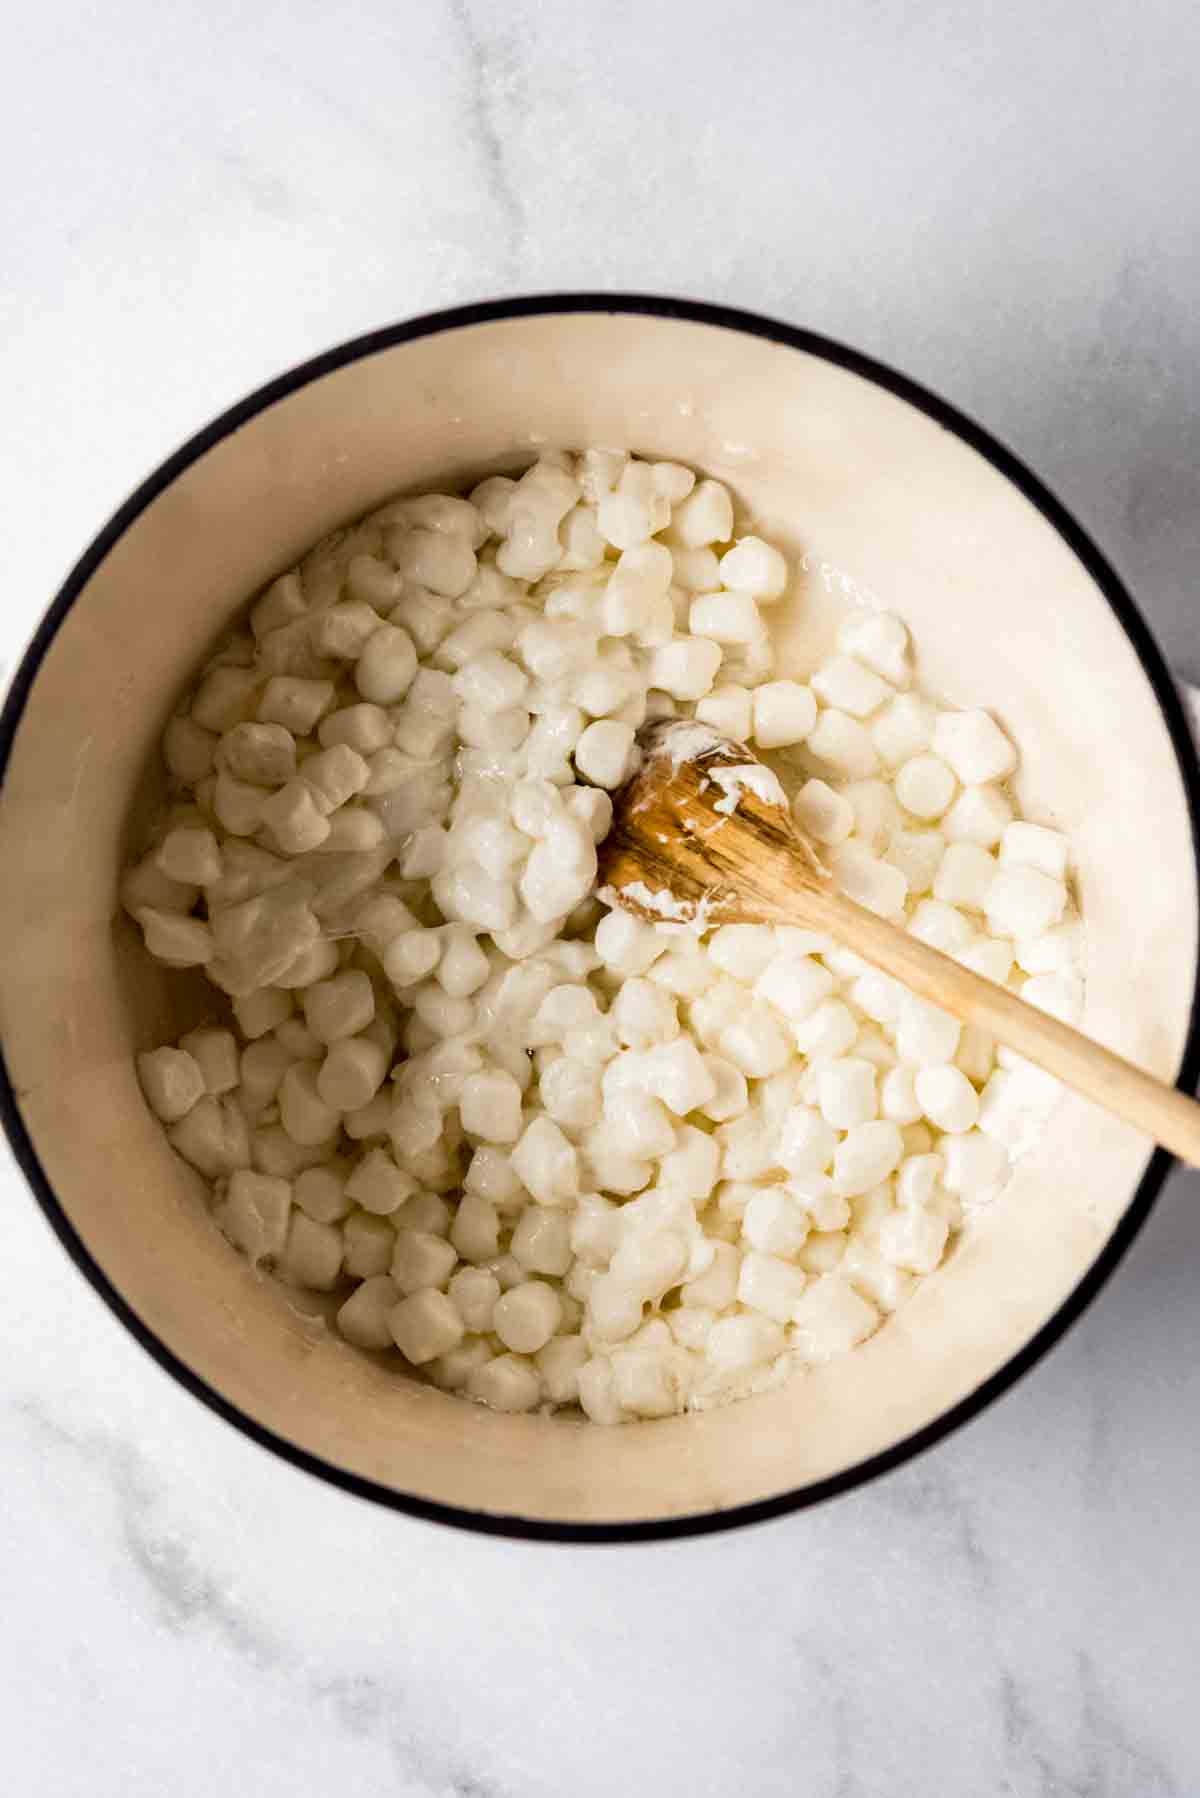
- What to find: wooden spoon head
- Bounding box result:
[597,719,827,929]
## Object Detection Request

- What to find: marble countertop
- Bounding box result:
[3,2,1199,1791]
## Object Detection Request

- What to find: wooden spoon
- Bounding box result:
[598,719,1200,1167]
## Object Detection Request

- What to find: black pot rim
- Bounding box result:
[3,291,1198,1545]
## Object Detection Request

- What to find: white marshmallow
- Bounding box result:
[943,784,1013,847]
[915,1064,980,1133]
[337,1275,399,1349]
[817,1058,877,1129]
[837,610,911,687]
[933,842,996,910]
[811,655,892,718]
[468,1353,543,1412]
[894,752,956,820]
[870,693,934,767]
[695,684,754,741]
[303,970,376,1043]
[831,843,908,918]
[494,1280,562,1354]
[389,1289,464,1364]
[743,1190,810,1258]
[574,719,636,789]
[806,710,879,778]
[670,479,733,548]
[932,708,1017,785]
[648,637,723,701]
[137,1047,205,1122]
[984,866,1067,940]
[832,1121,903,1195]
[752,680,818,748]
[1000,820,1070,880]
[754,953,835,1024]
[878,1207,948,1275]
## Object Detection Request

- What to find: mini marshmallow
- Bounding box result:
[793,779,854,847]
[278,1062,341,1146]
[778,1105,839,1177]
[885,829,945,896]
[137,1047,205,1122]
[842,779,902,855]
[752,680,818,749]
[468,1353,543,1412]
[303,970,375,1043]
[1000,821,1070,880]
[831,843,908,918]
[389,1289,464,1364]
[718,535,788,599]
[880,1066,922,1125]
[695,684,754,741]
[754,953,835,1024]
[932,708,1017,785]
[838,610,911,687]
[574,719,636,788]
[342,1213,398,1280]
[191,666,259,733]
[894,752,956,820]
[956,937,1014,984]
[460,1069,524,1143]
[258,676,335,735]
[511,1115,579,1206]
[168,1096,251,1178]
[915,1065,980,1133]
[718,1005,793,1079]
[832,1121,903,1195]
[648,637,723,701]
[738,1251,808,1323]
[178,1027,239,1095]
[940,1130,1009,1198]
[301,743,370,811]
[670,479,734,548]
[806,710,879,778]
[933,842,996,910]
[895,993,962,1067]
[293,1165,351,1224]
[743,1190,810,1258]
[705,1314,785,1376]
[155,825,222,886]
[817,1058,877,1130]
[494,1280,562,1354]
[793,1000,860,1061]
[335,1274,400,1349]
[870,693,934,767]
[943,784,1013,847]
[984,865,1067,940]
[137,910,214,967]
[258,780,331,853]
[450,1193,501,1262]
[811,655,892,718]
[689,590,762,645]
[317,1037,389,1112]
[878,1207,948,1275]
[217,1170,291,1262]
[908,898,975,953]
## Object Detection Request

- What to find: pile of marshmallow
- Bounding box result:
[126,451,1081,1422]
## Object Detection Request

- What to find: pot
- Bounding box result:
[2,296,1197,1539]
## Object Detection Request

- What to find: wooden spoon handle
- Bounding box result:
[796,881,1200,1168]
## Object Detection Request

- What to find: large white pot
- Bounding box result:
[2,297,1197,1539]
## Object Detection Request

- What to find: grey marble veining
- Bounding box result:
[2,1,1200,1792]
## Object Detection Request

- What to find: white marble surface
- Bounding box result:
[3,2,1200,1791]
